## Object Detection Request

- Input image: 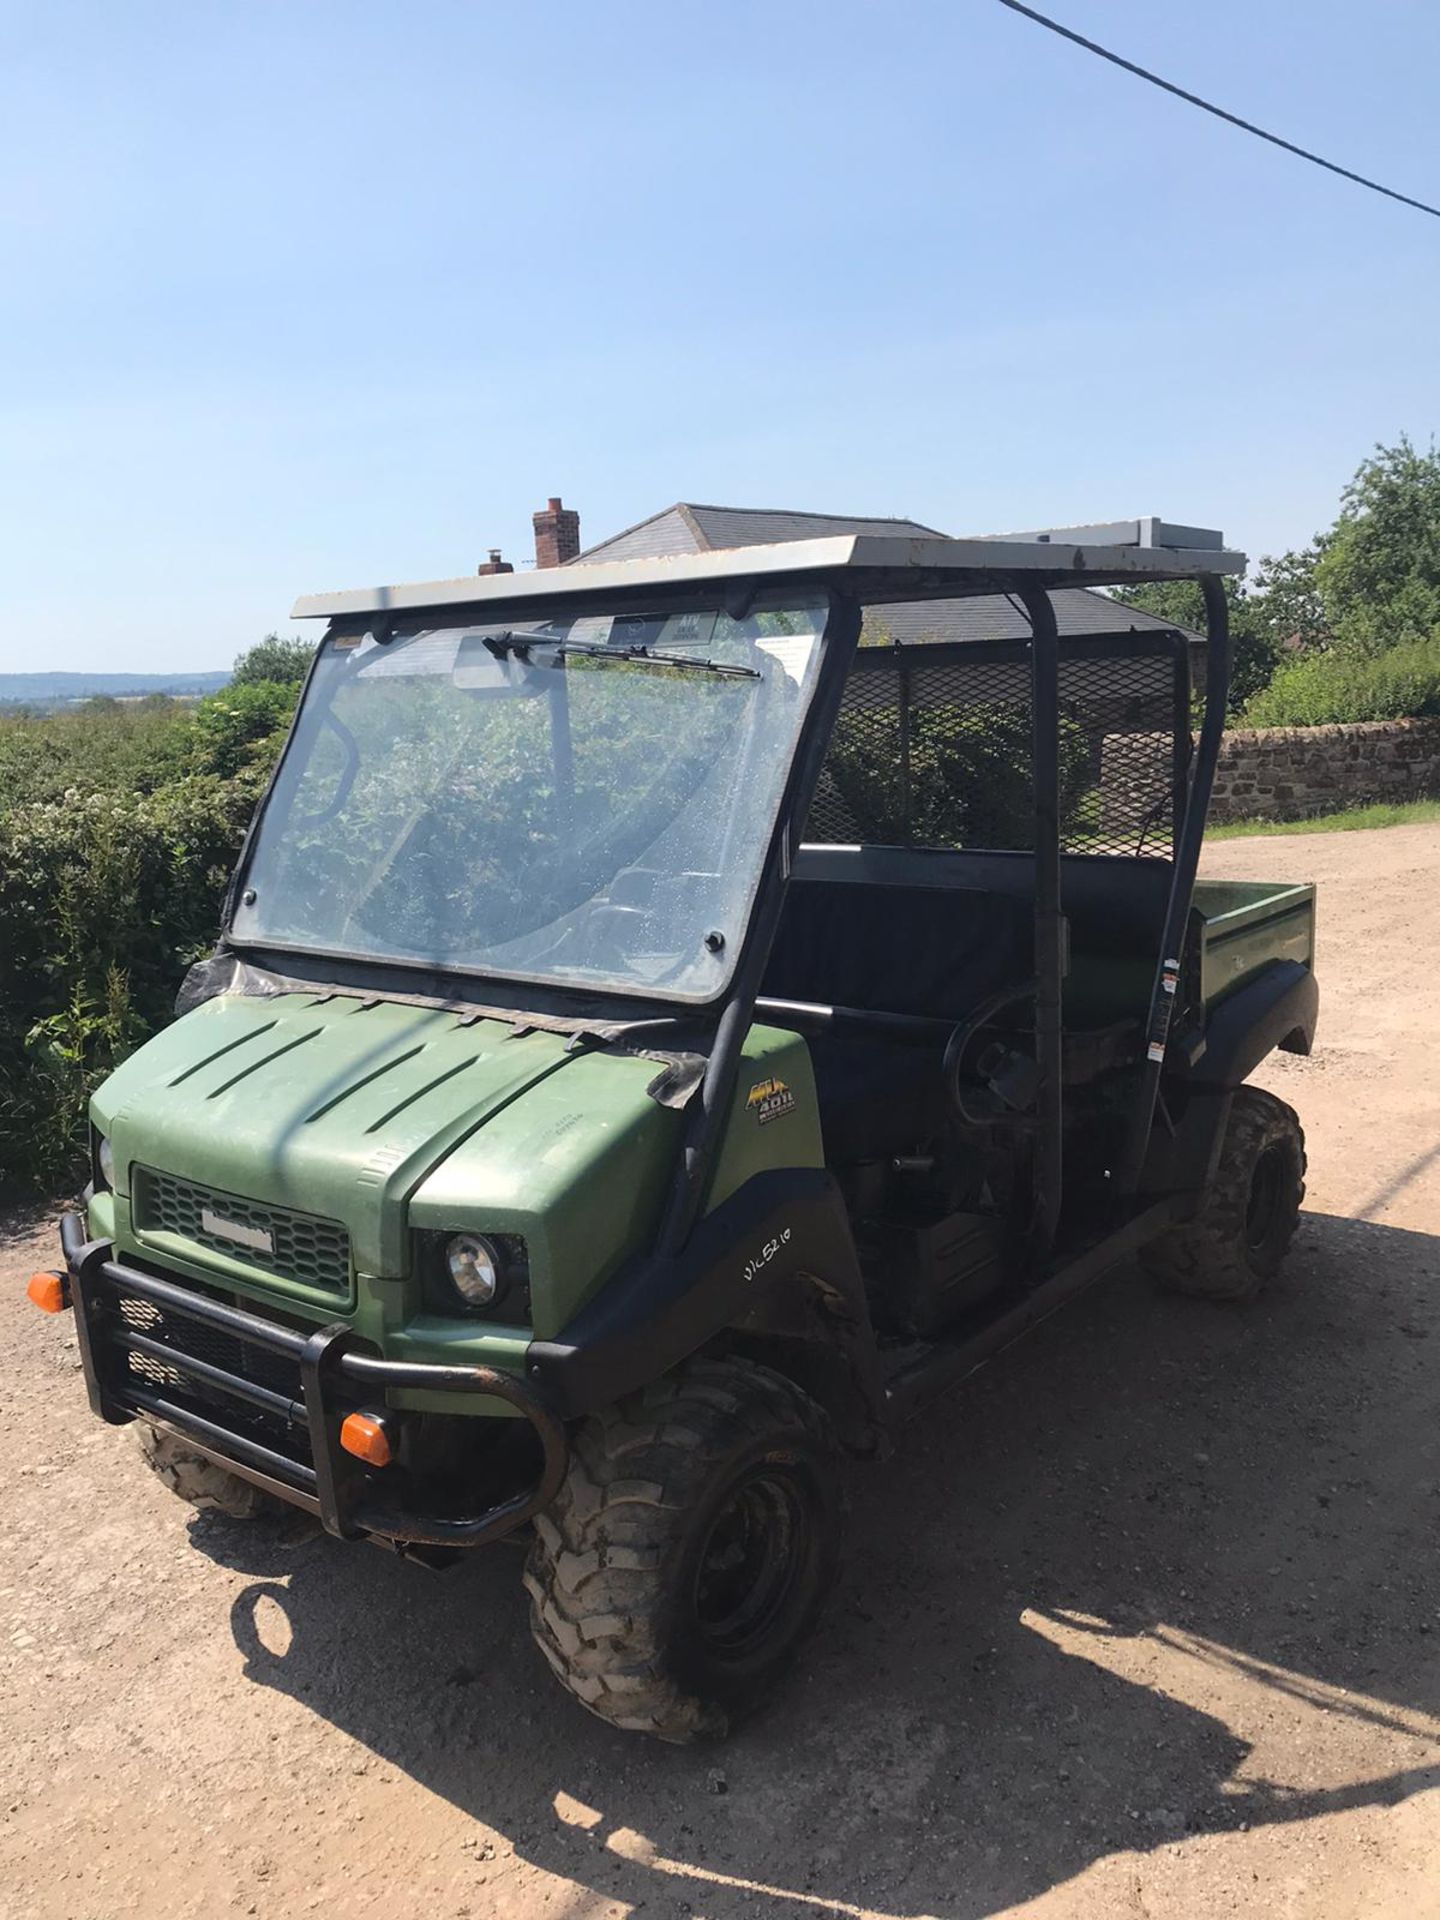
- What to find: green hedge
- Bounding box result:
[1240,633,1440,729]
[0,770,271,1190]
[0,698,194,807]
[823,701,1093,848]
[0,668,299,1193]
[0,770,268,1191]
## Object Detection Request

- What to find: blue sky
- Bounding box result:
[3,0,1438,672]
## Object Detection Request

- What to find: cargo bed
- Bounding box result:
[1192,879,1316,1007]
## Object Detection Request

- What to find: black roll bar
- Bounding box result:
[656,590,865,1257]
[1018,589,1065,1264]
[1116,574,1233,1193]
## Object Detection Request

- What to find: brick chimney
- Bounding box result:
[533,496,580,568]
[476,548,513,576]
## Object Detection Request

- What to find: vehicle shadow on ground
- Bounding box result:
[201,1207,1440,1920]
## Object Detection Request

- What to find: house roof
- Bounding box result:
[578,503,946,562]
[575,501,1205,645]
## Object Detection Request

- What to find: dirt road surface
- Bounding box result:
[2,823,1438,1920]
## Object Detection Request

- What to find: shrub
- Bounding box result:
[1240,632,1440,728]
[188,680,297,777]
[0,666,297,1193]
[823,701,1092,848]
[0,770,266,1191]
[0,697,193,808]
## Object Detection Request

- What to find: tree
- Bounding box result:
[1314,436,1440,654]
[1118,436,1440,679]
[1249,543,1329,652]
[231,633,316,687]
[1108,577,1282,716]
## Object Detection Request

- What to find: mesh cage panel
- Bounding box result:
[806,635,1186,857]
[116,1292,310,1461]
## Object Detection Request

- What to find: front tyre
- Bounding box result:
[138,1424,281,1520]
[1142,1085,1306,1303]
[524,1356,843,1742]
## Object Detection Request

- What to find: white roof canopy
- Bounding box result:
[293,528,1245,623]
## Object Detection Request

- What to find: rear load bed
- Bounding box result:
[1192,880,1315,1007]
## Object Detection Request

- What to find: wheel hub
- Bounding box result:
[1246,1143,1287,1251]
[693,1469,806,1661]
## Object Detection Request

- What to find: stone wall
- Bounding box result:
[1207,716,1440,823]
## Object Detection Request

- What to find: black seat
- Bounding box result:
[763,879,1033,1162]
[764,878,1032,1021]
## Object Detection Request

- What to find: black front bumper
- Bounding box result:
[60,1213,567,1549]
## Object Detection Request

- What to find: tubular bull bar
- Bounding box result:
[58,1212,567,1548]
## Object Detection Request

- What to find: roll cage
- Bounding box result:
[232,525,1243,1278]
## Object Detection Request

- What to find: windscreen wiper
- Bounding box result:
[483,632,759,680]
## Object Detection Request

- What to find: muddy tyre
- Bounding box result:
[524,1356,843,1742]
[138,1424,280,1520]
[1143,1085,1306,1303]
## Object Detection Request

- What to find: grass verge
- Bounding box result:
[1206,797,1440,840]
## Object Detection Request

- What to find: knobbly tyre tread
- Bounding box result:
[523,1356,840,1743]
[1142,1085,1306,1302]
[137,1424,281,1520]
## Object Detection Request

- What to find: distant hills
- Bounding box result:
[0,669,231,708]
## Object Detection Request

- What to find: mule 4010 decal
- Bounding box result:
[746,1076,796,1126]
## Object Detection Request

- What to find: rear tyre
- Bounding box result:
[138,1424,280,1520]
[524,1356,843,1743]
[1142,1085,1306,1303]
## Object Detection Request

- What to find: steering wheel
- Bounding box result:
[943,980,1038,1127]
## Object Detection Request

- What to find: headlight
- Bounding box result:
[423,1228,530,1318]
[445,1233,500,1307]
[96,1134,116,1191]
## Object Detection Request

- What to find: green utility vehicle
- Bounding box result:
[43,524,1317,1740]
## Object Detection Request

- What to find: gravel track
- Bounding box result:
[2,823,1438,1919]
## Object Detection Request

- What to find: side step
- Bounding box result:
[870,1210,1006,1336]
[880,1197,1181,1420]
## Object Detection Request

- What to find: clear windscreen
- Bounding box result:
[229,595,829,1002]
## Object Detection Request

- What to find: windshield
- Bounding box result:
[229,594,829,1002]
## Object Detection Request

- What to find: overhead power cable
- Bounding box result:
[996,0,1440,221]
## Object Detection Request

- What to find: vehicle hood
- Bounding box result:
[93,991,576,1275]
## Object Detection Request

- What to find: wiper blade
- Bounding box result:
[482,632,758,680]
[558,643,760,680]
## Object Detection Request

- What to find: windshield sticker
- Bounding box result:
[357,631,463,678]
[746,1075,796,1126]
[657,610,719,652]
[567,614,616,648]
[754,634,812,684]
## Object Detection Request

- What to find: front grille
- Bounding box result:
[116,1290,311,1462]
[134,1168,352,1299]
